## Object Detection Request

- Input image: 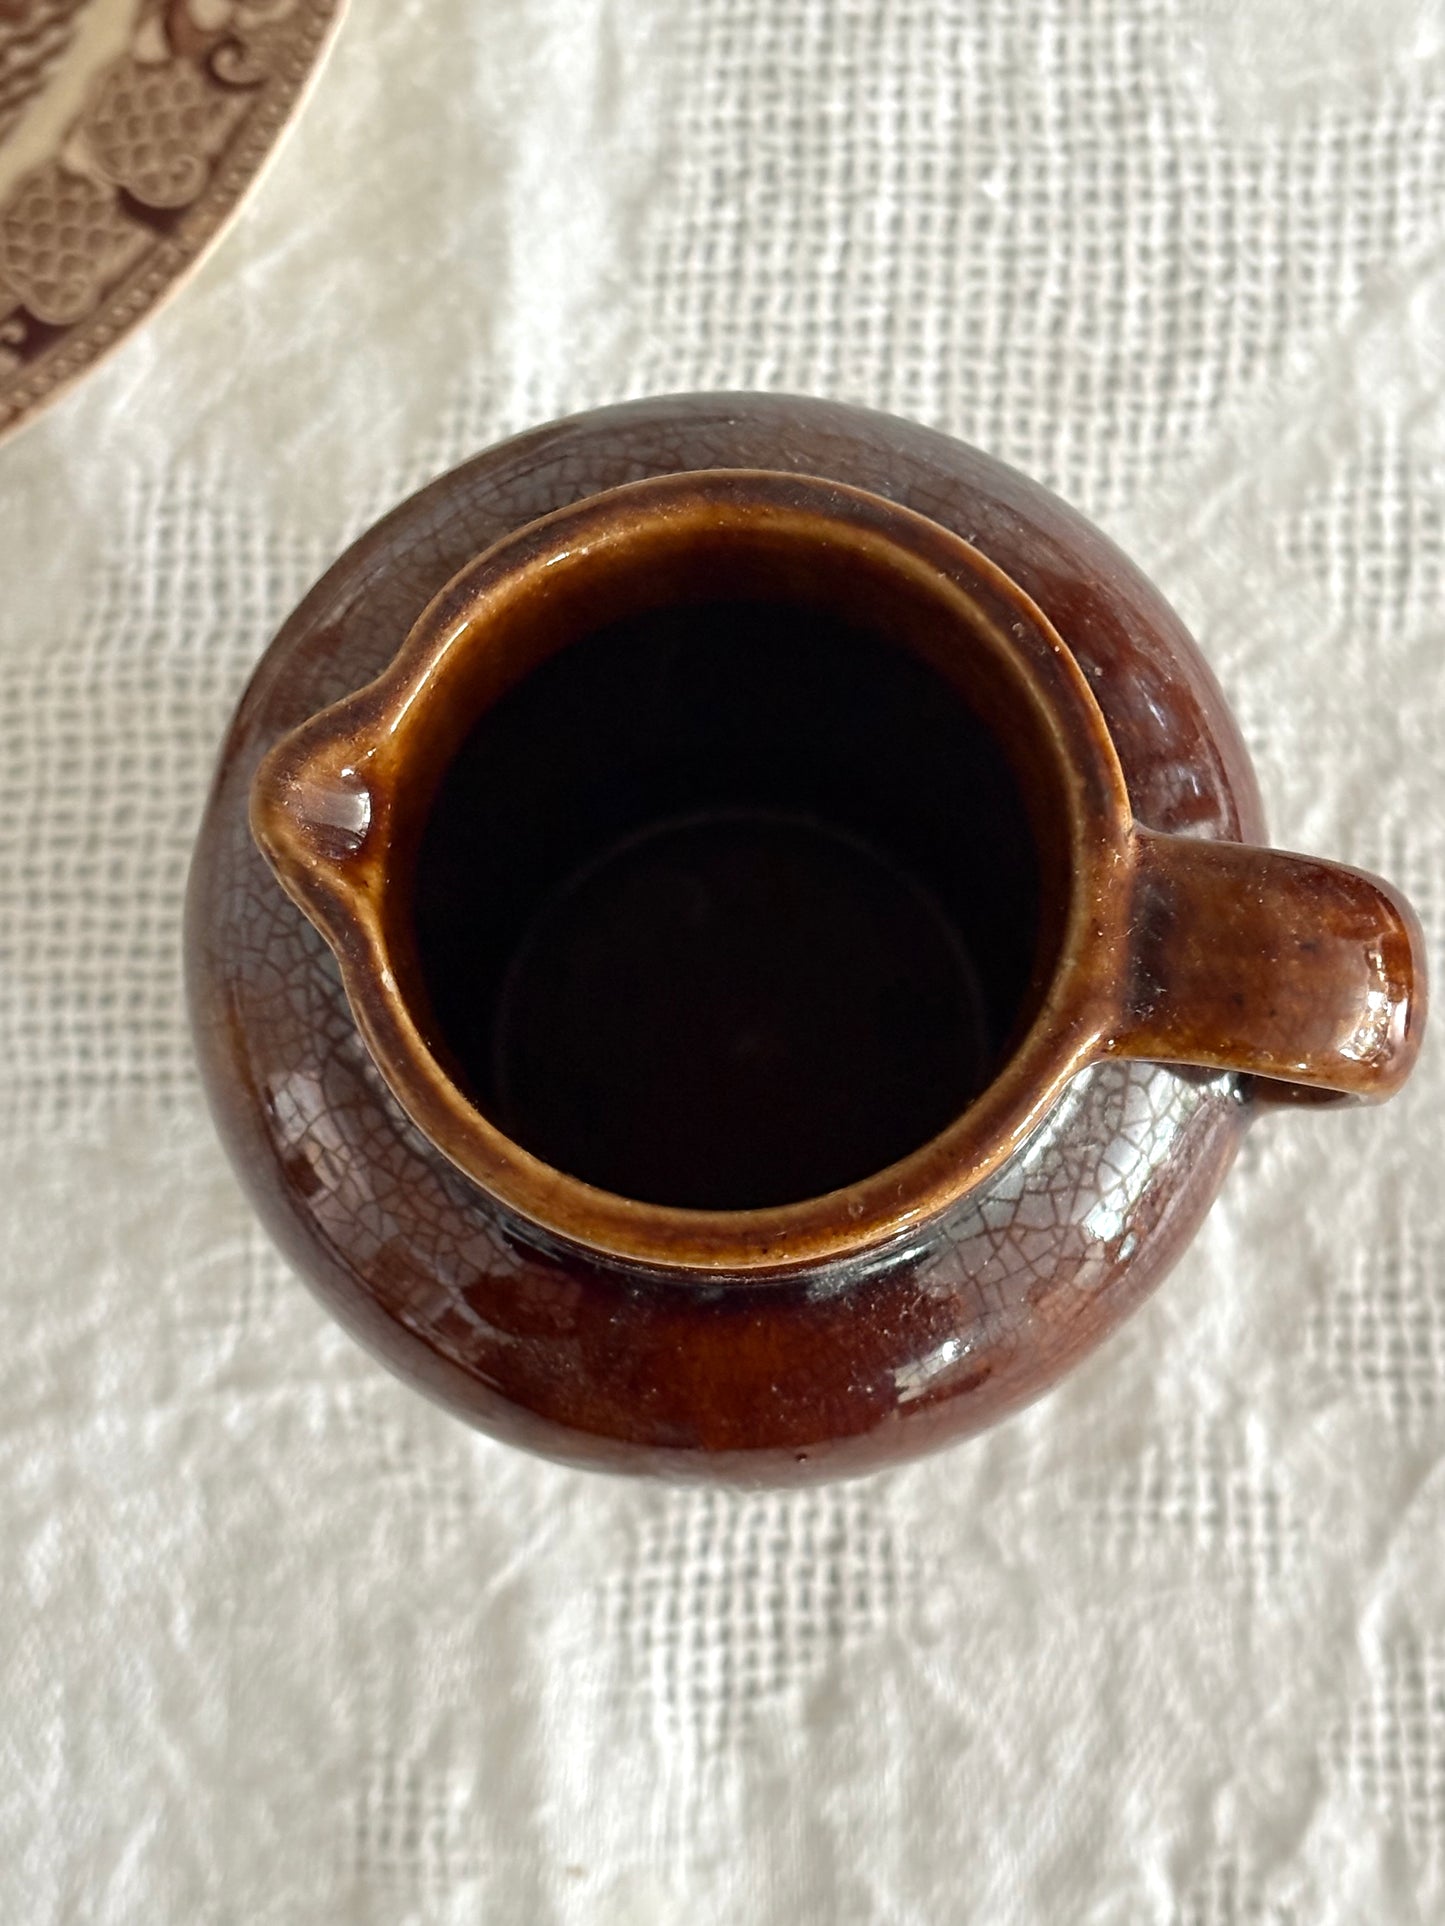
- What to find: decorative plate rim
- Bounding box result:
[0,0,347,445]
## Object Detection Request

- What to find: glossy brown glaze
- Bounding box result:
[186,393,1426,1482]
[1120,830,1423,1094]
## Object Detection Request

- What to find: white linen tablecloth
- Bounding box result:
[2,1,1443,1918]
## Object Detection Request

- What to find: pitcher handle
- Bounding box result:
[1107,828,1426,1100]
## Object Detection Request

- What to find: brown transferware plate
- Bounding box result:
[0,0,344,442]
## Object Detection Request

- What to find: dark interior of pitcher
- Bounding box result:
[406,531,1061,1212]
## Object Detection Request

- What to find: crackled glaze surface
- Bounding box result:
[188,394,1265,1481]
[0,0,344,440]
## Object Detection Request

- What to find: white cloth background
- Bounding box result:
[2,1,1443,1918]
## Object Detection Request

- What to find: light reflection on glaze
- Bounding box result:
[913,1059,1235,1348]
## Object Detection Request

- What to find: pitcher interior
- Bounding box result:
[406,570,1059,1211]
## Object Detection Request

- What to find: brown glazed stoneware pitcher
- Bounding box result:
[186,394,1426,1483]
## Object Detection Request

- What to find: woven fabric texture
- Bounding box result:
[1,0,1442,1919]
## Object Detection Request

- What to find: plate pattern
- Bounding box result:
[0,0,343,438]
